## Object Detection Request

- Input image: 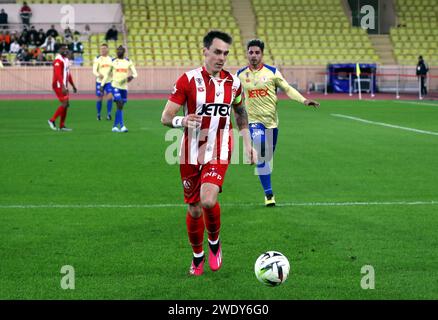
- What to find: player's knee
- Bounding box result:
[201,197,216,209]
[188,203,202,217]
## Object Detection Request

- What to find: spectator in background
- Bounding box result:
[64,26,73,43]
[69,36,84,54]
[416,55,429,97]
[46,25,58,39]
[19,28,29,45]
[36,28,46,46]
[105,25,118,41]
[20,2,32,27]
[25,26,38,47]
[9,38,20,53]
[54,37,62,52]
[29,26,38,40]
[16,44,31,63]
[30,46,41,60]
[40,35,55,53]
[0,31,7,41]
[0,31,11,43]
[3,30,11,44]
[0,39,9,53]
[35,51,47,66]
[80,24,91,42]
[0,9,8,30]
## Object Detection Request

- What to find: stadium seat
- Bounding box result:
[252,0,378,65]
[121,0,244,66]
[390,0,438,65]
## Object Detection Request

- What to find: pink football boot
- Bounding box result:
[209,241,222,271]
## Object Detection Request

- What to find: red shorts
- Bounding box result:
[180,162,229,204]
[53,85,69,102]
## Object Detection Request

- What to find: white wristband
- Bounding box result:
[172,116,184,128]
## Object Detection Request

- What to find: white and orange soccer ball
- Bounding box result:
[254,251,290,287]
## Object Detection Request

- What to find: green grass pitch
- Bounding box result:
[0,98,437,299]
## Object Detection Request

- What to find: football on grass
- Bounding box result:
[254,251,290,286]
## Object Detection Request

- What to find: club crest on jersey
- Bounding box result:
[198,103,230,117]
[183,179,192,190]
[195,78,203,85]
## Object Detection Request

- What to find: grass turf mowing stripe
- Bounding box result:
[1,200,438,209]
[331,113,438,136]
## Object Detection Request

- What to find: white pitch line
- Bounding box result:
[332,113,438,136]
[0,200,437,209]
[393,101,438,107]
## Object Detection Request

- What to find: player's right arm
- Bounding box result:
[161,101,201,128]
[161,74,201,128]
[92,57,102,80]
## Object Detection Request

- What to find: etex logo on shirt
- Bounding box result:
[197,103,230,117]
[115,68,128,73]
[248,88,269,98]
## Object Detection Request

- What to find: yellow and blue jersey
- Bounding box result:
[101,57,137,91]
[237,64,306,128]
[93,55,113,83]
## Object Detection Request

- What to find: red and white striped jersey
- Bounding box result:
[169,66,243,165]
[52,54,73,89]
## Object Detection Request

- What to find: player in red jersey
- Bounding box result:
[47,44,77,131]
[161,30,258,276]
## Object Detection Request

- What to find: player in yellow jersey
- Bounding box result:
[101,45,137,133]
[93,43,113,121]
[237,39,320,206]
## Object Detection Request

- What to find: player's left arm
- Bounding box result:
[232,89,257,165]
[68,72,77,93]
[275,70,320,108]
[127,61,138,83]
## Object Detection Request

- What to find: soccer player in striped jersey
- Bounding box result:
[237,39,320,207]
[161,30,257,276]
[93,43,113,121]
[48,44,77,132]
[100,45,137,132]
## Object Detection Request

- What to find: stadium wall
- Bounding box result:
[0,4,122,32]
[0,66,436,94]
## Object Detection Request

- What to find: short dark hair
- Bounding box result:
[247,39,265,52]
[203,30,233,49]
[100,43,108,47]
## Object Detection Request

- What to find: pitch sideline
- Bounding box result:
[1,200,437,209]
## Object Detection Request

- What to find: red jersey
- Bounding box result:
[169,67,243,165]
[52,54,74,89]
